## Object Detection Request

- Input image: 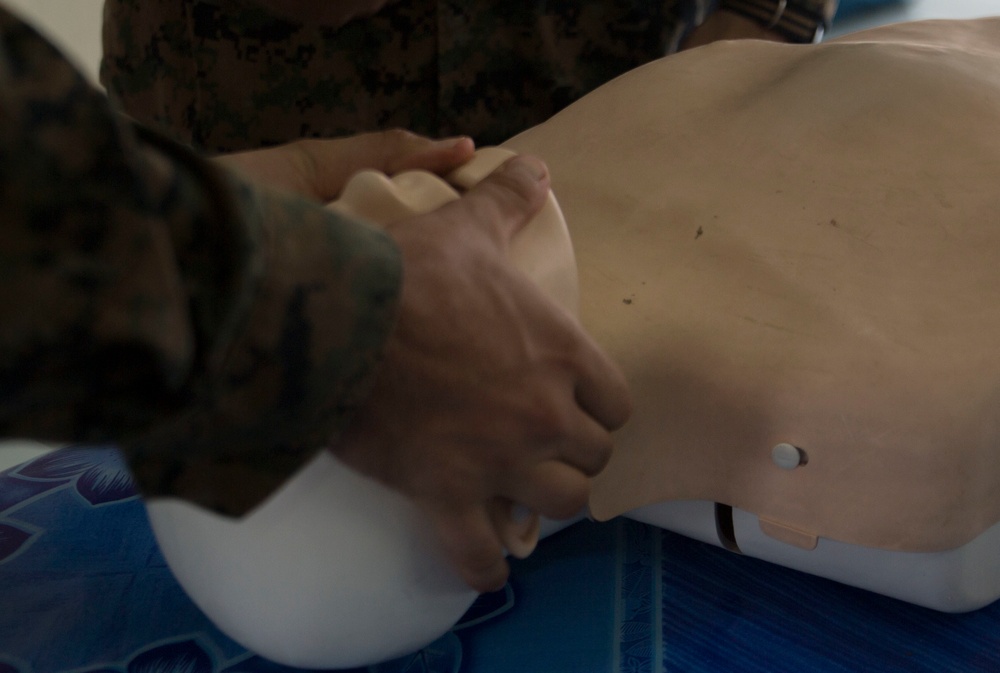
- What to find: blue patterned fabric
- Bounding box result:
[3,446,1000,673]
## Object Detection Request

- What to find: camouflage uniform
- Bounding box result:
[0,5,401,516]
[102,0,836,153]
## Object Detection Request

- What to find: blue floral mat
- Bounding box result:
[2,446,1000,673]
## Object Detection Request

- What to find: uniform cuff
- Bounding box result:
[124,134,402,515]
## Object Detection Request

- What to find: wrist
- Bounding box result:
[718,0,836,43]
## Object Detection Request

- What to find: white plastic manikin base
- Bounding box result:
[146,452,477,668]
[628,500,1000,613]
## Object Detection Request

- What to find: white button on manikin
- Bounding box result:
[771,443,806,470]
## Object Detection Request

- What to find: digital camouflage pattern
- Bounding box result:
[0,5,402,515]
[101,0,834,154]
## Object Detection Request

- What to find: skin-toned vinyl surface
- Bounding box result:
[501,18,1000,553]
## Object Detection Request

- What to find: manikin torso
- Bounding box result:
[146,18,1000,669]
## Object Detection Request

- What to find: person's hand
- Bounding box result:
[330,156,632,592]
[681,9,788,51]
[215,130,475,202]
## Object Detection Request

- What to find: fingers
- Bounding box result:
[299,130,475,200]
[493,408,613,522]
[489,498,541,560]
[430,459,595,591]
[428,505,510,593]
[380,132,476,176]
[573,334,633,432]
[501,459,592,521]
[214,130,474,201]
[515,384,615,477]
[437,152,627,431]
[557,407,617,477]
[432,156,551,250]
[526,302,630,435]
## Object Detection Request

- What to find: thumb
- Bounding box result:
[439,155,551,250]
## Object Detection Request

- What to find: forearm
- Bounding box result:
[121,140,402,516]
[0,7,402,515]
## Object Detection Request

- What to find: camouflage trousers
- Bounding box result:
[102,0,700,152]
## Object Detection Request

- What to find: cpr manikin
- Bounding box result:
[146,17,1000,669]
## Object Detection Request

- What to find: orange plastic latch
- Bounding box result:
[758,517,819,551]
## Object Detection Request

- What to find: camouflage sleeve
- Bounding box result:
[0,6,402,516]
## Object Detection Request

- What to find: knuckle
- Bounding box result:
[524,392,574,441]
[475,163,545,218]
[546,479,590,520]
[486,167,537,211]
[607,385,633,430]
[582,435,615,477]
